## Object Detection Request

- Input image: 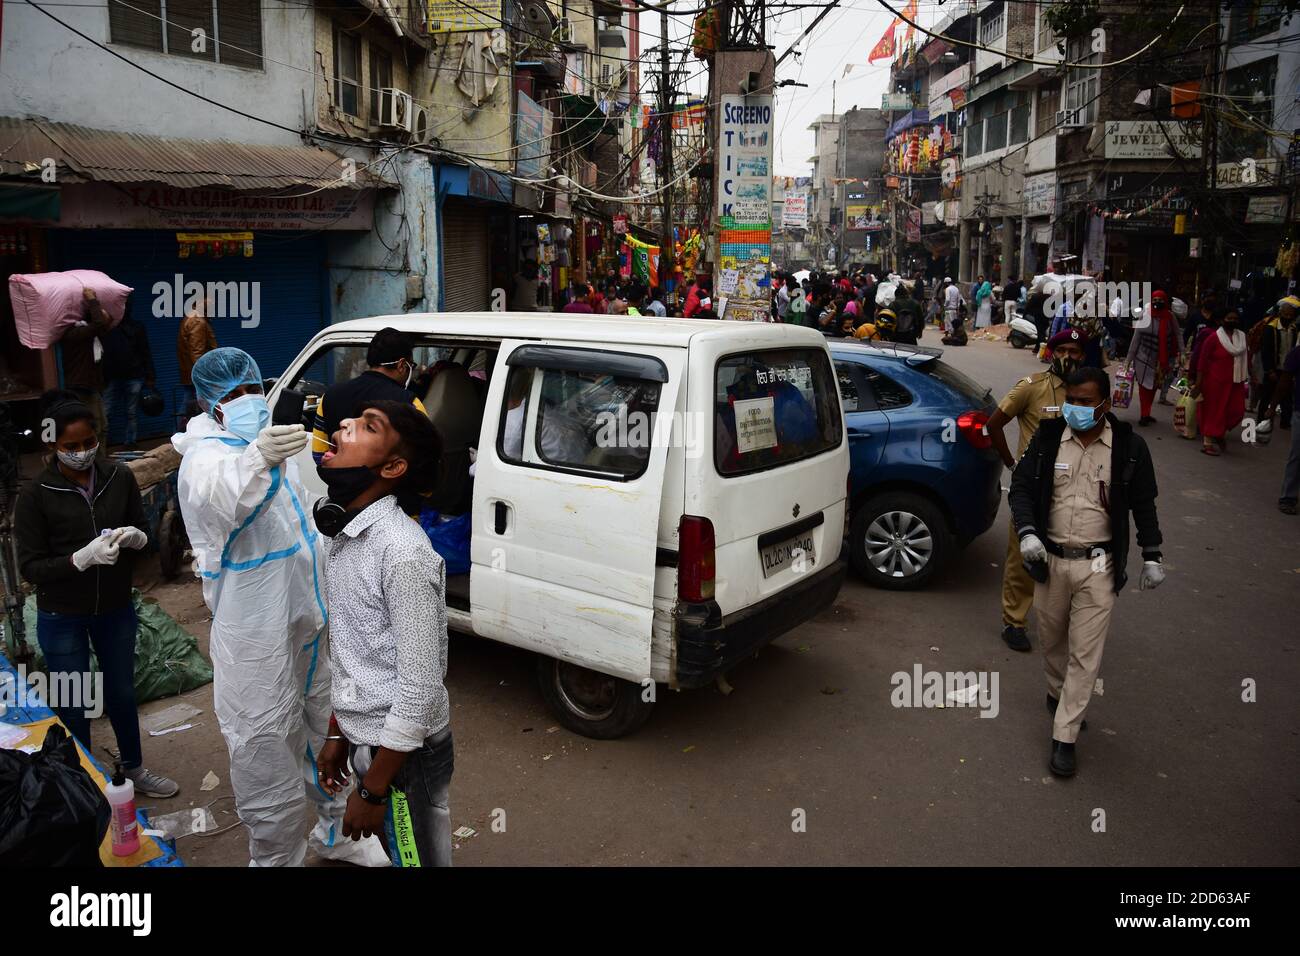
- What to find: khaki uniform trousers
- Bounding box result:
[1001,520,1034,628]
[1034,552,1116,743]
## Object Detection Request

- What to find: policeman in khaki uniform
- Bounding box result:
[1009,366,1165,777]
[986,328,1087,652]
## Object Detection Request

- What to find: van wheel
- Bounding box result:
[850,492,951,591]
[535,656,655,739]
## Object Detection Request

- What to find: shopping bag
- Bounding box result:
[1173,393,1198,439]
[1112,366,1134,409]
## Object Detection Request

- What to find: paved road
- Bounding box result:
[127,333,1300,866]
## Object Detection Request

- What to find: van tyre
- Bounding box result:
[850,492,951,591]
[536,656,655,739]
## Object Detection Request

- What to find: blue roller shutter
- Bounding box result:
[47,228,327,443]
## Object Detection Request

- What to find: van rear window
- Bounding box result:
[714,348,842,476]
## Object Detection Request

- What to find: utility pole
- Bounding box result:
[659,8,675,295]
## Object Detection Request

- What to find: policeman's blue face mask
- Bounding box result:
[1062,401,1102,432]
[216,392,270,443]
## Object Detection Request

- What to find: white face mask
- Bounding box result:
[57,446,98,471]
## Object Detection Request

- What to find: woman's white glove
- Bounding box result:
[72,534,121,571]
[1018,533,1047,564]
[1139,561,1166,590]
[255,424,309,468]
[113,527,149,550]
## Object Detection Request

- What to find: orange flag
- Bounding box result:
[869,19,900,63]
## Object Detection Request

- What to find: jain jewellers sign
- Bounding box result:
[1104,121,1202,161]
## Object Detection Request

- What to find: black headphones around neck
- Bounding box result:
[312,498,359,538]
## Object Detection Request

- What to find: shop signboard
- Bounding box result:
[59,183,374,231]
[1103,121,1202,160]
[1245,194,1288,224]
[423,1,501,33]
[1023,172,1056,217]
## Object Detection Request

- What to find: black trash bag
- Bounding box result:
[0,724,110,866]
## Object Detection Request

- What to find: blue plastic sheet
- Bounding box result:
[418,507,471,576]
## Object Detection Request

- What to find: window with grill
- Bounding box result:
[980,3,1006,45]
[334,28,362,117]
[1064,36,1101,124]
[1009,90,1031,145]
[1035,83,1060,138]
[1229,1,1289,42]
[369,46,393,124]
[108,0,262,68]
[1221,57,1278,162]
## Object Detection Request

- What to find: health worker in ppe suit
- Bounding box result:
[173,347,386,867]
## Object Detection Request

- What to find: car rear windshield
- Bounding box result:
[715,348,843,476]
[923,359,993,406]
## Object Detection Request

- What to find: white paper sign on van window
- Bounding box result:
[734,396,778,454]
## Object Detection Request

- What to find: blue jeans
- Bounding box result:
[351,727,454,867]
[36,604,142,769]
[103,378,144,444]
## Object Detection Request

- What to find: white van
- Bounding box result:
[269,314,849,738]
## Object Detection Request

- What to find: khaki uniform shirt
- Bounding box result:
[998,370,1067,457]
[1047,421,1113,548]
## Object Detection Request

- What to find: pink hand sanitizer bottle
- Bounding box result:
[107,762,140,857]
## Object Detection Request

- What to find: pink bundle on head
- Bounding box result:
[8,270,134,349]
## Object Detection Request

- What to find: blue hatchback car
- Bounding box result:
[829,341,1002,589]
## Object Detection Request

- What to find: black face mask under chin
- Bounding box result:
[312,463,380,536]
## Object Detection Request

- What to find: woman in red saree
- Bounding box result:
[1191,310,1248,456]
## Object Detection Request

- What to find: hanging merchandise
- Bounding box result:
[537,223,551,244]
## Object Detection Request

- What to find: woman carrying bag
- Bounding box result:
[13,391,178,798]
[1125,290,1185,426]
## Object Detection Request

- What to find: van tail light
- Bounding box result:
[678,515,716,603]
[957,410,993,449]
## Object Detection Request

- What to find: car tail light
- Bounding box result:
[678,515,716,602]
[957,410,993,449]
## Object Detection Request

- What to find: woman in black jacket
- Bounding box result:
[13,391,177,798]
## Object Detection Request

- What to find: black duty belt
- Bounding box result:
[1045,539,1112,560]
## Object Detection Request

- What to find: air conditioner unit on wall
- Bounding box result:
[1055,107,1085,132]
[555,18,574,43]
[379,88,414,132]
[411,105,431,143]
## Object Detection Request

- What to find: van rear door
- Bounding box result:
[687,335,848,617]
[471,340,686,682]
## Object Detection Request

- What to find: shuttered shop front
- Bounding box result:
[440,199,490,311]
[48,228,326,442]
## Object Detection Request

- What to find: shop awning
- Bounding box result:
[559,94,613,142]
[887,108,931,140]
[0,118,394,190]
[0,183,60,221]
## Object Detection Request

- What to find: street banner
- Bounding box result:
[717,94,774,321]
[783,191,809,229]
[423,1,500,33]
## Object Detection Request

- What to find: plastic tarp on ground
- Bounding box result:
[23,589,212,704]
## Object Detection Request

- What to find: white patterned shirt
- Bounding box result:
[325,494,448,750]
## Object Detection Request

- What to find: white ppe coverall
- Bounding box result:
[173,413,383,866]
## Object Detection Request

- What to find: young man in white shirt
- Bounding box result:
[315,400,453,866]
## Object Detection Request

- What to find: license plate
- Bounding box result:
[760,533,817,578]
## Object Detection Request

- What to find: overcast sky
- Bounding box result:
[769,2,935,176]
[654,2,940,177]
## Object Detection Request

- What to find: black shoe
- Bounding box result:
[1139,416,1156,426]
[1047,694,1087,730]
[1280,500,1298,516]
[1050,740,1076,776]
[1001,624,1032,652]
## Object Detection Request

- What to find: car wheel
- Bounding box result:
[850,492,952,590]
[535,656,655,739]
